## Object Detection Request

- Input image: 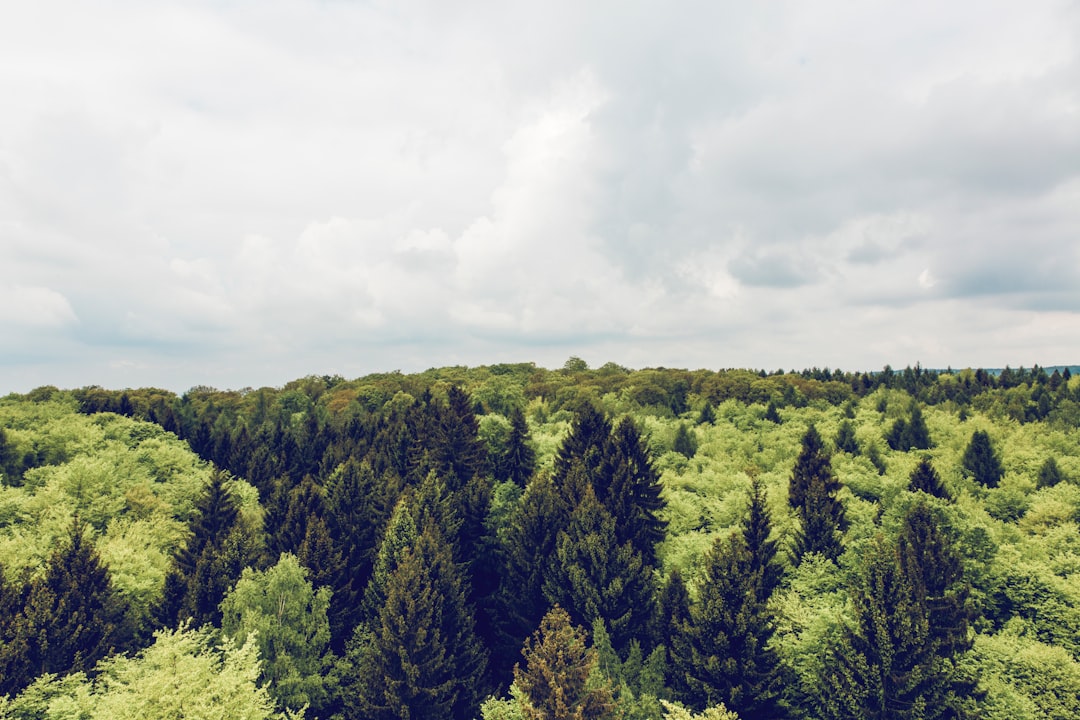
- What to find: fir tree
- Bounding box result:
[788,425,831,512]
[552,402,611,491]
[493,471,570,685]
[763,401,782,424]
[961,430,1003,488]
[698,402,716,425]
[909,457,950,500]
[325,458,401,650]
[362,496,419,622]
[789,425,847,564]
[671,534,780,719]
[513,605,618,720]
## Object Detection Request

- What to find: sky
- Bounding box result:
[2,1,1079,393]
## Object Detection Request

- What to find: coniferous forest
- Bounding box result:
[2,361,1080,719]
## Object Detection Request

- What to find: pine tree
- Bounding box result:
[543,484,656,656]
[792,476,846,563]
[909,457,950,500]
[505,406,538,488]
[905,405,933,450]
[763,401,782,424]
[513,605,618,720]
[362,496,419,622]
[352,524,487,720]
[671,534,780,719]
[961,430,1003,487]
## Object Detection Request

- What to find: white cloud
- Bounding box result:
[0,1,1078,391]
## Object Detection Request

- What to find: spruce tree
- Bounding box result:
[821,534,945,720]
[493,471,570,685]
[909,457,950,500]
[1037,456,1064,489]
[513,605,618,720]
[601,417,668,568]
[961,430,1003,487]
[763,401,782,424]
[743,477,781,602]
[673,423,697,458]
[505,406,538,488]
[362,496,419,622]
[658,568,693,701]
[788,425,831,512]
[352,524,487,720]
[698,401,716,425]
[671,534,780,719]
[834,420,860,455]
[325,458,400,650]
[552,402,611,491]
[905,405,933,450]
[789,426,846,563]
[3,519,129,694]
[543,484,656,655]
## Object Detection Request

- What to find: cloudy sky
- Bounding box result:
[2,1,1078,393]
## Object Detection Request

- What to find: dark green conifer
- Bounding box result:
[961,430,1004,487]
[502,406,537,488]
[905,404,933,450]
[1037,457,1064,489]
[743,477,781,602]
[1,519,129,695]
[601,417,667,568]
[671,533,780,719]
[763,401,782,424]
[552,402,611,491]
[792,477,846,563]
[909,457,950,500]
[788,425,832,512]
[698,401,716,425]
[543,484,656,655]
[834,420,860,455]
[352,523,487,720]
[821,529,966,720]
[673,423,697,458]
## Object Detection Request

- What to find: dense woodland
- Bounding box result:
[2,360,1080,719]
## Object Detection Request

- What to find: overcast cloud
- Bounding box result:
[2,0,1078,392]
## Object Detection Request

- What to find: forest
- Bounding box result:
[1,360,1080,719]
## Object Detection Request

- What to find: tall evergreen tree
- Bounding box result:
[351,523,487,720]
[834,420,860,455]
[1037,456,1064,489]
[362,496,419,623]
[504,406,538,488]
[789,425,847,564]
[821,533,946,720]
[552,403,611,491]
[743,477,781,603]
[961,430,1004,487]
[601,417,668,568]
[325,458,401,650]
[673,423,697,458]
[513,605,618,720]
[0,519,129,696]
[543,484,656,656]
[909,458,950,500]
[671,533,780,719]
[493,472,570,685]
